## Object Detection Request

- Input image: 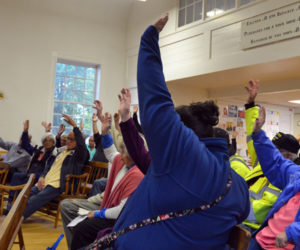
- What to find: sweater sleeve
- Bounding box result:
[133,112,143,134]
[137,25,228,198]
[252,130,300,190]
[0,137,16,151]
[21,131,35,155]
[120,118,151,174]
[102,134,119,164]
[104,198,128,219]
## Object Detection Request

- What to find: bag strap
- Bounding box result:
[87,170,232,250]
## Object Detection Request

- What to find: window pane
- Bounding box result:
[56,76,65,89]
[86,68,96,80]
[194,1,203,21]
[64,89,74,102]
[84,105,93,118]
[186,0,194,5]
[178,8,186,27]
[179,0,186,8]
[83,91,94,103]
[63,103,74,115]
[52,127,59,136]
[186,5,194,24]
[216,0,225,10]
[66,65,76,76]
[54,102,63,114]
[86,80,95,92]
[206,0,215,11]
[53,115,61,127]
[227,0,236,9]
[56,63,66,76]
[240,0,253,5]
[54,88,63,100]
[83,118,92,131]
[74,104,84,117]
[65,78,75,89]
[75,79,85,90]
[76,66,86,78]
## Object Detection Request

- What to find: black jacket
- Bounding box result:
[41,127,89,191]
[92,133,108,162]
[27,146,56,174]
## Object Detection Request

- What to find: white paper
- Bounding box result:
[67,216,87,227]
[78,208,90,216]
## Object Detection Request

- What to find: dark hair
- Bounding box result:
[175,101,219,138]
[213,128,230,144]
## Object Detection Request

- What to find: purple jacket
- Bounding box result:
[119,118,151,175]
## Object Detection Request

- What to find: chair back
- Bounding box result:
[87,161,108,183]
[0,162,10,185]
[227,225,251,250]
[64,172,90,196]
[0,174,35,249]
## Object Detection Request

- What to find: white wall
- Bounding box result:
[125,0,300,88]
[294,114,300,138]
[0,3,126,145]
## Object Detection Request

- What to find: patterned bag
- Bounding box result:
[86,171,232,250]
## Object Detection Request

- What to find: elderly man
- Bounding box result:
[23,114,89,219]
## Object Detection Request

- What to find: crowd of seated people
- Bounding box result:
[1,14,300,250]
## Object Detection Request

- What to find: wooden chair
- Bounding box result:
[83,161,108,194]
[227,225,251,250]
[40,170,90,228]
[0,162,10,185]
[0,174,35,250]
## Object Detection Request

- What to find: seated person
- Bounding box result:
[214,128,250,179]
[88,114,109,197]
[249,106,300,250]
[108,16,249,250]
[7,123,57,210]
[23,114,89,220]
[60,110,144,250]
[0,120,32,180]
[272,131,300,164]
[87,136,96,161]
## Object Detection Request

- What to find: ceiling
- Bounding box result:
[0,0,137,27]
[168,56,300,113]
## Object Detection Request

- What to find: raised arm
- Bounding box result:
[20,120,35,155]
[136,13,226,198]
[252,107,300,189]
[118,88,151,174]
[63,114,89,165]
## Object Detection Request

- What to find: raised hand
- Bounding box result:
[101,112,112,135]
[253,106,266,134]
[114,112,120,124]
[24,120,29,132]
[232,130,238,139]
[62,114,77,127]
[245,80,259,104]
[57,124,65,136]
[133,105,139,114]
[154,13,169,33]
[92,113,98,123]
[93,100,103,120]
[41,121,52,132]
[80,120,84,132]
[118,88,131,122]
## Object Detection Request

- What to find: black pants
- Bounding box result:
[71,217,116,250]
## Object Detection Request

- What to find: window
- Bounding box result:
[206,0,236,18]
[178,0,261,27]
[178,0,203,27]
[53,60,100,136]
[240,0,257,6]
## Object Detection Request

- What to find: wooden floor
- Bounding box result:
[12,211,68,250]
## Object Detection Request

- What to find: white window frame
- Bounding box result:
[52,58,100,136]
